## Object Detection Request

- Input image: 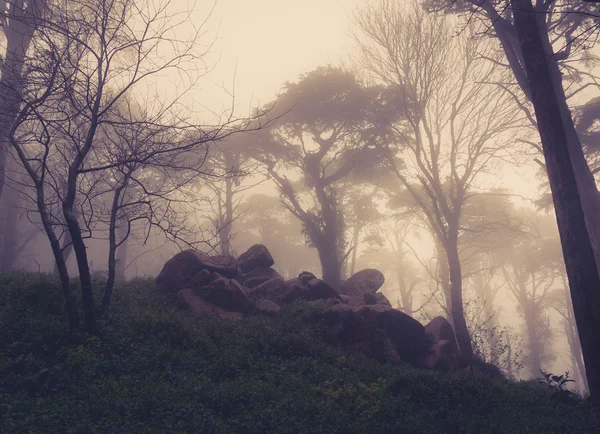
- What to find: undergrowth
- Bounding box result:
[0,271,597,433]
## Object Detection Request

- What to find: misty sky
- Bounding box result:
[189,0,541,201]
[196,0,358,114]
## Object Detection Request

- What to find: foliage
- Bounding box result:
[0,271,597,433]
[538,370,582,407]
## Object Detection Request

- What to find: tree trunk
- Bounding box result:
[115,234,129,283]
[316,236,343,289]
[349,222,360,276]
[493,7,600,273]
[446,240,474,359]
[53,229,73,274]
[313,184,344,289]
[0,185,20,271]
[35,187,79,330]
[537,19,600,276]
[523,303,543,378]
[63,202,97,335]
[0,0,35,203]
[221,175,234,256]
[396,270,413,314]
[512,0,600,411]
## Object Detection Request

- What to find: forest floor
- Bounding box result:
[0,271,597,433]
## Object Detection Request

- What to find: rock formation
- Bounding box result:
[155,244,503,379]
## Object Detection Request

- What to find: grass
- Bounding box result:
[0,271,597,433]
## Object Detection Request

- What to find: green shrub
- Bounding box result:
[0,271,597,433]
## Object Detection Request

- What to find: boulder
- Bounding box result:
[352,335,402,364]
[156,250,238,292]
[193,278,254,313]
[322,303,354,325]
[422,340,455,372]
[254,299,281,315]
[375,293,392,307]
[246,278,288,301]
[425,316,458,355]
[247,278,311,303]
[340,269,385,298]
[336,305,430,364]
[279,282,312,303]
[177,288,243,320]
[186,269,211,288]
[209,254,237,267]
[298,271,317,285]
[244,276,271,289]
[347,292,391,307]
[238,244,274,273]
[340,294,351,304]
[308,278,342,301]
[241,266,283,283]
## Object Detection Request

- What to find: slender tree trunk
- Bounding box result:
[523,304,543,378]
[396,271,412,314]
[446,239,474,359]
[115,234,128,283]
[349,222,360,277]
[53,230,73,274]
[34,188,79,330]
[0,185,19,270]
[506,332,515,380]
[221,175,234,256]
[512,0,600,411]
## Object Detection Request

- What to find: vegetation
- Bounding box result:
[0,272,597,433]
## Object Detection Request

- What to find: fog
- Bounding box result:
[2,0,600,397]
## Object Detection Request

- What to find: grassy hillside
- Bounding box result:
[0,271,597,433]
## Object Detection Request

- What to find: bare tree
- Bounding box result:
[203,136,265,256]
[425,0,600,279]
[352,0,524,358]
[5,0,269,333]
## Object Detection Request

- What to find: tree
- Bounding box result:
[250,67,386,288]
[507,0,600,412]
[0,0,46,203]
[426,0,600,279]
[497,215,560,378]
[204,135,265,256]
[5,0,268,333]
[352,0,523,358]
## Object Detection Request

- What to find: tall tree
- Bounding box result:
[426,0,600,277]
[352,1,523,358]
[0,0,46,203]
[250,67,386,288]
[507,0,600,412]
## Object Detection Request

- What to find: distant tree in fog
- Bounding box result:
[203,135,266,257]
[234,193,321,278]
[249,67,388,288]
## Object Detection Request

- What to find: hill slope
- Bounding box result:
[0,272,597,433]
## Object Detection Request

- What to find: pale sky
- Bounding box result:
[193,0,360,116]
